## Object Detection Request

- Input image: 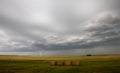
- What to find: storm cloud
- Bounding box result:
[0,0,120,56]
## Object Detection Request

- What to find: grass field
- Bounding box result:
[0,55,120,73]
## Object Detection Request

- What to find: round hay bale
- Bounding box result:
[57,61,64,66]
[65,60,72,66]
[50,60,57,66]
[74,61,80,66]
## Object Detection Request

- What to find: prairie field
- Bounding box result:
[0,55,120,73]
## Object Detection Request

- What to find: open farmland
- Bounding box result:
[0,55,120,73]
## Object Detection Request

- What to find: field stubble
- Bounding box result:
[0,55,120,73]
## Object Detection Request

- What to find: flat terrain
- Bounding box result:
[0,55,120,73]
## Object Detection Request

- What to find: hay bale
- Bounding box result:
[74,61,80,66]
[50,61,57,66]
[65,60,72,66]
[57,61,64,66]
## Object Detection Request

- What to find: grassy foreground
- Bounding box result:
[0,55,120,73]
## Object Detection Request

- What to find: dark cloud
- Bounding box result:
[0,0,120,55]
[3,13,119,53]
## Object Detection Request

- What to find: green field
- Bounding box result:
[0,55,120,73]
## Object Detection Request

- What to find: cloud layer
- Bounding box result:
[0,0,120,55]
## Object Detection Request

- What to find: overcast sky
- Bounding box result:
[0,0,120,56]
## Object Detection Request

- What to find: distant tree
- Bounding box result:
[86,54,92,56]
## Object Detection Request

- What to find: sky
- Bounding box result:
[0,0,120,56]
